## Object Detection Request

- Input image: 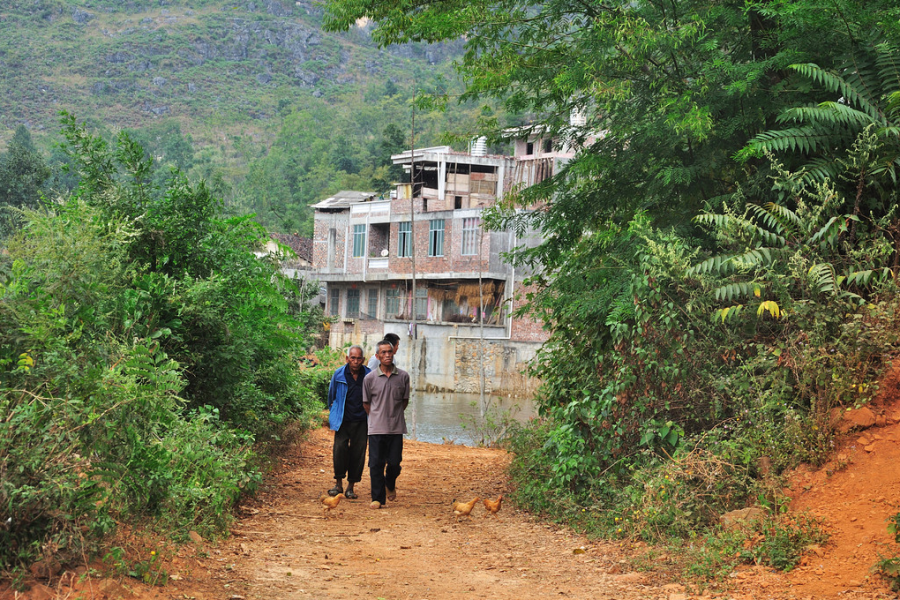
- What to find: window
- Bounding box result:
[415,287,427,319]
[352,224,366,258]
[398,222,412,257]
[428,219,444,257]
[543,138,553,153]
[329,289,339,316]
[454,196,462,209]
[525,141,534,155]
[346,288,360,318]
[367,289,378,318]
[386,288,401,317]
[461,217,479,255]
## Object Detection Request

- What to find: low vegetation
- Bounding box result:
[877,513,900,590]
[0,114,336,577]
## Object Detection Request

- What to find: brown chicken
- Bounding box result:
[482,495,503,516]
[452,497,480,521]
[320,493,345,517]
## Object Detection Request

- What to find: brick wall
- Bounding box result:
[387,213,494,275]
[368,224,389,258]
[510,282,549,343]
[312,211,349,271]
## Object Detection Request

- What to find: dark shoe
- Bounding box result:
[327,483,343,497]
[345,489,358,500]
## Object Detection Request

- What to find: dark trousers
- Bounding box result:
[333,420,367,483]
[368,434,403,504]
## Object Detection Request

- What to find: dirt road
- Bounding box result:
[166,428,682,600]
[7,420,900,600]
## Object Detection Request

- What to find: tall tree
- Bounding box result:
[0,125,50,210]
[323,0,900,483]
[0,125,50,237]
[324,0,898,243]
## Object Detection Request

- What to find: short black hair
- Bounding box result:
[384,332,400,346]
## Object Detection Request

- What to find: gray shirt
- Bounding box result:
[363,365,410,435]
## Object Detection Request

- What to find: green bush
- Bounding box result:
[876,512,900,590]
[0,115,327,572]
[684,514,829,580]
[507,142,900,559]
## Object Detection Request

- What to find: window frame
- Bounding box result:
[329,288,339,316]
[385,288,401,317]
[352,224,366,258]
[428,219,445,257]
[461,217,479,256]
[415,287,427,320]
[367,289,378,318]
[397,221,412,257]
[346,288,360,318]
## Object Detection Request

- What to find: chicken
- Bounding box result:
[320,493,345,517]
[482,495,503,516]
[452,497,480,521]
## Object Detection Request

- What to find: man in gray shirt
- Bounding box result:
[363,338,410,509]
[367,332,400,371]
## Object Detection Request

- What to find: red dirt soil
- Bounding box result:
[3,394,900,600]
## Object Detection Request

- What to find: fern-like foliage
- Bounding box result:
[738,43,900,187]
[691,193,871,322]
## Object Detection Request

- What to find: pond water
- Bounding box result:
[403,391,535,445]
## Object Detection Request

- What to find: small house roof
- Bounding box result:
[312,190,378,210]
[270,233,313,263]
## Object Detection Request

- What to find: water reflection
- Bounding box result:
[405,391,535,445]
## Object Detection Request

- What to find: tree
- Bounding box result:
[325,0,898,239]
[383,78,399,97]
[324,0,900,504]
[0,125,50,209]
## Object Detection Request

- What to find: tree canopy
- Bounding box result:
[0,125,50,235]
[325,0,900,240]
[325,0,900,545]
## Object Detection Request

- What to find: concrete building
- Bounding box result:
[311,141,569,394]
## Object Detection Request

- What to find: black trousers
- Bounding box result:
[333,420,367,483]
[368,434,403,504]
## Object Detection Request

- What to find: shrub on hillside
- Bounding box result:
[507,140,900,550]
[0,115,327,572]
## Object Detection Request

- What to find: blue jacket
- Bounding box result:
[327,364,371,431]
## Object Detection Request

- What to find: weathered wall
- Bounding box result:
[313,210,349,273]
[330,321,542,394]
[453,336,541,395]
[509,282,549,343]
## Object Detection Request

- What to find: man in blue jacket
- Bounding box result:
[326,344,370,499]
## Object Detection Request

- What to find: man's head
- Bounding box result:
[376,339,395,370]
[346,344,364,373]
[384,332,400,353]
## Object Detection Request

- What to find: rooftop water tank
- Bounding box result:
[470,136,487,156]
[570,109,587,127]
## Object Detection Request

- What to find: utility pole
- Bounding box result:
[409,94,418,439]
[478,213,486,443]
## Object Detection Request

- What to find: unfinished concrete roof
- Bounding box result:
[312,190,378,210]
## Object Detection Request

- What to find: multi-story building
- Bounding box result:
[311,137,573,394]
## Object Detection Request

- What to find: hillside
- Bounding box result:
[0,0,461,146]
[0,0,480,233]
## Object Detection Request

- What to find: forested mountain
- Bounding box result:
[0,0,480,233]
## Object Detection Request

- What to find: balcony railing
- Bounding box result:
[368,257,389,270]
